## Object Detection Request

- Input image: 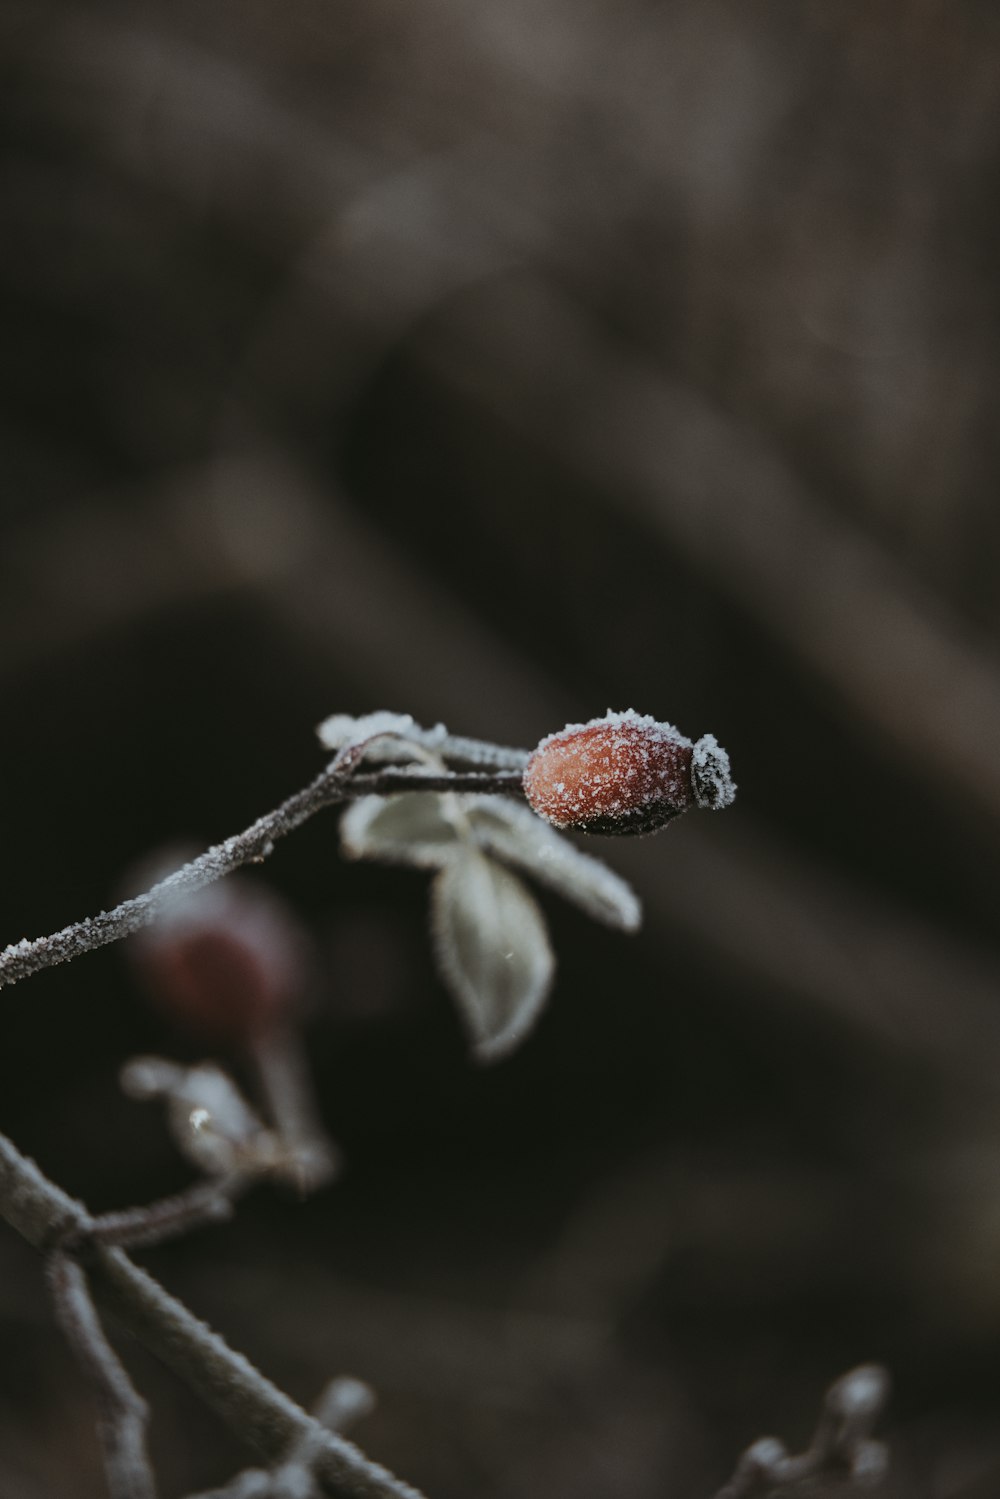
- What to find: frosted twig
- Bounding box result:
[185,1377,378,1499]
[46,1248,157,1499]
[79,1176,247,1254]
[0,759,525,992]
[281,1377,377,1477]
[713,1364,890,1499]
[316,714,530,771]
[0,1131,426,1499]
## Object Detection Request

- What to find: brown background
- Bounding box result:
[3,2,1000,1494]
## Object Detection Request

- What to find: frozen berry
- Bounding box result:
[522,710,735,835]
[129,857,311,1044]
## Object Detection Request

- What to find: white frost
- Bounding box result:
[531,707,693,757]
[691,733,737,810]
[316,711,422,754]
[316,712,531,770]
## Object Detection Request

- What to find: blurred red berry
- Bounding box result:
[522,710,735,835]
[129,862,310,1044]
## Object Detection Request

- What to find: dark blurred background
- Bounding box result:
[3,2,1000,1495]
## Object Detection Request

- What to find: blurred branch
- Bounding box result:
[195,1258,608,1410]
[186,1377,377,1499]
[0,1131,425,1499]
[47,1249,157,1499]
[244,1025,341,1194]
[77,1177,245,1255]
[713,1364,889,1499]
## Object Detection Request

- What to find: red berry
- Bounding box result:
[130,865,310,1045]
[522,710,735,835]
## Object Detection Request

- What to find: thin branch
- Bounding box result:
[0,761,524,992]
[0,1131,426,1499]
[184,1379,376,1499]
[184,1474,273,1499]
[344,730,530,772]
[81,1176,247,1254]
[245,1026,341,1192]
[713,1364,890,1499]
[310,1378,377,1437]
[279,1379,375,1481]
[46,1248,157,1499]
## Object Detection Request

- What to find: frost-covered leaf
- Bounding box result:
[316,711,419,752]
[316,710,533,771]
[464,797,642,932]
[317,710,454,767]
[431,847,554,1063]
[340,793,462,868]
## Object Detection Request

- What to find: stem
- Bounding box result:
[84,1176,246,1254]
[0,763,524,991]
[712,1364,889,1498]
[47,1249,158,1499]
[0,1132,426,1499]
[184,1379,377,1499]
[311,1378,377,1437]
[245,1025,340,1192]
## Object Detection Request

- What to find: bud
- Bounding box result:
[129,855,310,1044]
[121,1056,282,1176]
[522,709,735,835]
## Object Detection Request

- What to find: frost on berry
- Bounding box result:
[523,709,735,835]
[316,711,422,754]
[690,732,736,810]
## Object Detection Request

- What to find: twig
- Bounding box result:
[713,1364,890,1499]
[310,1378,377,1437]
[185,1379,376,1499]
[276,1378,377,1490]
[80,1176,247,1254]
[245,1025,340,1193]
[0,1131,426,1499]
[46,1248,157,1499]
[0,762,524,992]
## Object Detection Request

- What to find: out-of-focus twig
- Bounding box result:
[186,1377,377,1499]
[713,1364,890,1499]
[46,1248,157,1499]
[0,1131,424,1499]
[77,1176,246,1255]
[245,1025,340,1194]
